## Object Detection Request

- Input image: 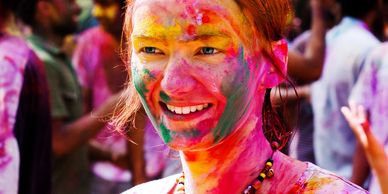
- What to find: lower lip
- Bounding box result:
[160,102,213,121]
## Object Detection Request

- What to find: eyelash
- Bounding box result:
[141,47,164,54]
[196,47,219,55]
[139,47,220,55]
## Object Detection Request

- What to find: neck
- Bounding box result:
[33,25,64,47]
[179,106,307,194]
[180,115,269,193]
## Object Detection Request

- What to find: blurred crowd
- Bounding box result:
[0,0,388,194]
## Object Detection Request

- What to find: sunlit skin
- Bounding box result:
[132,0,269,150]
[131,0,306,193]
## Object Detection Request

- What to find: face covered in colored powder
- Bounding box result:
[131,0,286,150]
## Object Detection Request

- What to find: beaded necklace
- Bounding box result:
[175,155,276,194]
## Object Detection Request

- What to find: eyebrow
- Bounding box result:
[132,32,232,43]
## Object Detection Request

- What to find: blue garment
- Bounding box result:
[312,17,379,179]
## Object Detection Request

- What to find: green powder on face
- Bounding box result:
[160,123,172,143]
[160,91,171,102]
[132,67,148,99]
[213,47,251,142]
[143,68,156,80]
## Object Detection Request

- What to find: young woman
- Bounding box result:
[116,0,368,193]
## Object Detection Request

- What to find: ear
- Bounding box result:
[261,39,288,88]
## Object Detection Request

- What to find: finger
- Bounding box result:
[349,101,358,117]
[341,107,368,146]
[357,105,367,123]
[341,106,356,124]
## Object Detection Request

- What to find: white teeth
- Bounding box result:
[182,107,190,114]
[166,103,209,114]
[196,104,203,111]
[175,107,182,114]
[190,106,197,112]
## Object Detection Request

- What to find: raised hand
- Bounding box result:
[341,103,388,194]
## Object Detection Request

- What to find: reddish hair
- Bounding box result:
[113,0,293,148]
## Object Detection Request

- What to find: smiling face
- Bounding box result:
[130,0,280,150]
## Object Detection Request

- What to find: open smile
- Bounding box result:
[159,101,213,120]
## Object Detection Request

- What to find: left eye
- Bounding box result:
[140,47,164,54]
[198,47,219,55]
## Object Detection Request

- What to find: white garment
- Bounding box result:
[350,43,388,194]
[312,17,380,179]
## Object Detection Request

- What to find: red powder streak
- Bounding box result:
[184,152,198,161]
[202,15,210,23]
[187,24,196,36]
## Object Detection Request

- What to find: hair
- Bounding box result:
[338,0,380,19]
[14,0,38,26]
[0,0,21,21]
[93,0,127,11]
[113,0,293,149]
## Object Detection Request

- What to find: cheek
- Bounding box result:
[132,61,160,107]
[211,50,262,141]
[220,49,252,97]
[132,64,149,99]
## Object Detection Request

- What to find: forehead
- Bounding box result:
[132,0,250,40]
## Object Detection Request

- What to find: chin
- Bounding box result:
[165,131,219,151]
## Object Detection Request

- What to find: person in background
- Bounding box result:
[72,0,147,192]
[0,0,51,194]
[311,0,381,183]
[343,2,388,191]
[285,0,339,163]
[76,0,98,33]
[17,0,122,193]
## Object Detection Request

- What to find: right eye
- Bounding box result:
[140,47,163,54]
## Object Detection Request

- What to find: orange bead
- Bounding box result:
[252,179,262,190]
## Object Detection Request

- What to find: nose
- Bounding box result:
[160,58,197,98]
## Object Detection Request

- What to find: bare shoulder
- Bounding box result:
[121,174,180,194]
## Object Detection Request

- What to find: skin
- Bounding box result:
[34,0,81,45]
[287,0,334,84]
[130,0,307,193]
[342,104,388,194]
